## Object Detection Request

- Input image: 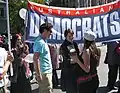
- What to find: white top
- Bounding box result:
[0,47,7,87]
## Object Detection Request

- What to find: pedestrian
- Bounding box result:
[0,41,14,93]
[59,29,79,93]
[10,37,32,93]
[70,30,101,93]
[104,41,120,92]
[33,22,53,93]
[49,44,59,88]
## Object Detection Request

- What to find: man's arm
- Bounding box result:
[33,52,42,81]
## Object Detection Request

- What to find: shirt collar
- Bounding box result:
[39,35,47,43]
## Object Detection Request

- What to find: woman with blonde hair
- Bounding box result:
[70,30,101,93]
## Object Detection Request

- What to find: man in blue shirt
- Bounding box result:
[33,22,53,93]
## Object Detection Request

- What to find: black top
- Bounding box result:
[105,41,120,65]
[74,49,98,78]
[60,39,79,69]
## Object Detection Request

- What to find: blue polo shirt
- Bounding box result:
[33,36,52,74]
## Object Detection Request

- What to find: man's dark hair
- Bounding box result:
[39,23,53,34]
[64,29,74,37]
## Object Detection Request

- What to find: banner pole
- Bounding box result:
[6,0,13,76]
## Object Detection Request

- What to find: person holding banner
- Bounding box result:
[33,22,53,93]
[70,31,101,93]
[59,29,79,93]
[48,44,59,88]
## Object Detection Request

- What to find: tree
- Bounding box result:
[9,0,50,34]
[9,0,28,34]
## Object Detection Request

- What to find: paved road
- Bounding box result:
[31,45,119,93]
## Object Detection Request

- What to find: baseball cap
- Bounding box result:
[84,30,96,41]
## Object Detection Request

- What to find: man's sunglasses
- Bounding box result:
[48,29,52,33]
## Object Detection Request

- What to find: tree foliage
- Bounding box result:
[9,0,28,34]
[9,0,43,34]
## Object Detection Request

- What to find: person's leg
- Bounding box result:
[107,64,118,89]
[114,65,120,87]
[118,87,120,93]
[60,69,66,91]
[17,68,32,93]
[118,66,120,81]
[38,73,53,93]
[52,69,59,88]
[29,63,34,80]
[10,82,23,93]
[23,79,32,93]
[66,76,77,93]
[77,75,99,93]
[77,82,89,93]
[91,75,99,93]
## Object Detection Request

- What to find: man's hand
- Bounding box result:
[36,74,43,82]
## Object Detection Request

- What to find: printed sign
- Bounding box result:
[26,1,120,43]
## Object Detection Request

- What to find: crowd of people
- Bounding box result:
[0,22,120,93]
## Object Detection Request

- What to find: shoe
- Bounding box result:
[115,81,120,87]
[53,85,59,89]
[106,86,118,92]
[117,90,120,93]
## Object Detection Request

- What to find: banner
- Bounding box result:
[26,1,120,43]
